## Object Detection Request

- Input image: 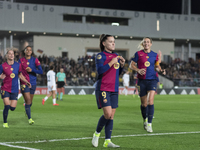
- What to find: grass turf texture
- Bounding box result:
[0,95,199,150]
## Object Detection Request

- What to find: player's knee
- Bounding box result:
[104,113,112,119]
[10,107,16,111]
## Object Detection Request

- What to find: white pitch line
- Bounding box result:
[4,131,200,144]
[0,142,40,150]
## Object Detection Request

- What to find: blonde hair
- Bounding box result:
[137,37,153,49]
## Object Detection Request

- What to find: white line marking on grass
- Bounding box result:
[4,131,200,144]
[0,142,40,150]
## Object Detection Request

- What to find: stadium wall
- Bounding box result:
[33,35,174,59]
[0,1,200,40]
[35,86,200,95]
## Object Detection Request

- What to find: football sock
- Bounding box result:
[60,92,63,99]
[96,115,109,133]
[53,98,56,104]
[3,105,10,123]
[105,119,113,139]
[148,104,154,123]
[25,104,31,119]
[125,89,128,95]
[140,105,147,120]
[44,96,48,101]
[56,93,59,98]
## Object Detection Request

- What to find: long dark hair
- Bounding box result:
[99,34,113,52]
[21,46,35,57]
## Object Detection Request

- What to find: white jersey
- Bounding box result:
[122,73,130,86]
[47,70,56,86]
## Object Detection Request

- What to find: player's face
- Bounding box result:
[7,50,14,61]
[103,36,115,52]
[142,38,152,50]
[60,68,63,73]
[25,47,32,56]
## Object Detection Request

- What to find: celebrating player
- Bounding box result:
[92,34,125,148]
[56,68,67,101]
[129,37,165,133]
[42,66,59,106]
[0,49,31,128]
[19,46,43,125]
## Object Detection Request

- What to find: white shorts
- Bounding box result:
[123,82,129,87]
[47,84,56,92]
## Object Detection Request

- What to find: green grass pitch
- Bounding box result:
[0,94,199,150]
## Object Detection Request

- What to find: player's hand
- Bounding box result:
[161,69,166,75]
[0,73,6,79]
[108,57,118,67]
[26,67,32,72]
[26,82,32,88]
[118,56,125,67]
[137,68,146,75]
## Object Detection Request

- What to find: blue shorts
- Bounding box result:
[137,79,157,97]
[95,90,118,109]
[20,85,36,94]
[1,90,18,100]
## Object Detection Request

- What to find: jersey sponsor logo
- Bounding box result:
[5,67,8,69]
[97,54,102,59]
[144,61,150,67]
[103,99,107,103]
[11,68,13,71]
[10,73,15,78]
[114,63,119,69]
[109,55,112,57]
[38,61,40,64]
[140,54,143,56]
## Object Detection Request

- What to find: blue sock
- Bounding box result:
[25,104,31,119]
[105,119,113,139]
[3,105,10,123]
[96,115,109,133]
[148,104,154,123]
[140,105,147,120]
[10,107,16,111]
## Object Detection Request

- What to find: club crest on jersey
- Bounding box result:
[103,99,107,103]
[97,54,102,59]
[144,61,150,67]
[114,63,119,69]
[21,85,26,90]
[10,73,15,78]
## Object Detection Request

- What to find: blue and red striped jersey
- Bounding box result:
[19,56,43,85]
[131,50,159,80]
[0,61,22,93]
[95,51,123,92]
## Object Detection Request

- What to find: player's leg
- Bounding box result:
[42,85,52,105]
[29,85,36,107]
[52,90,59,105]
[138,80,148,130]
[103,92,120,148]
[2,96,10,128]
[146,80,157,133]
[92,91,110,147]
[57,88,61,100]
[146,90,155,133]
[60,85,64,100]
